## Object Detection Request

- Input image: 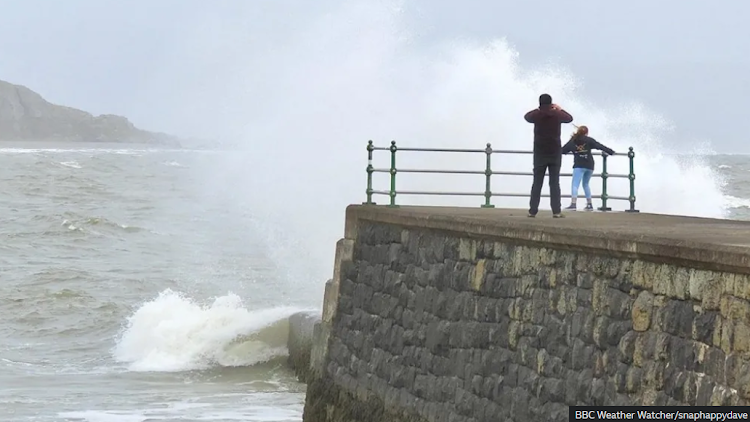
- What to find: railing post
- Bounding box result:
[363,140,376,205]
[481,143,494,208]
[598,152,611,212]
[626,146,639,213]
[388,140,398,207]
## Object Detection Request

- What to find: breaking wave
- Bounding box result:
[113,289,303,372]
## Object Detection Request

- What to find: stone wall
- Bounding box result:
[303,206,750,422]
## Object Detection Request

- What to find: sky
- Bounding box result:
[0,0,748,153]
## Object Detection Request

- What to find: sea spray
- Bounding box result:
[113,289,303,372]
[165,1,729,285]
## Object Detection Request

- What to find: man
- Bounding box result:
[523,93,574,218]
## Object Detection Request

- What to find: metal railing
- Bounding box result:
[362,141,639,212]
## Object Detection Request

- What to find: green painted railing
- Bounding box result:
[363,141,639,213]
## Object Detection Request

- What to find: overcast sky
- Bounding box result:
[0,0,747,153]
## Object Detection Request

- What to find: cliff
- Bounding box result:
[0,80,180,147]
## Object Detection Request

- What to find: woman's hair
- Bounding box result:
[570,125,588,141]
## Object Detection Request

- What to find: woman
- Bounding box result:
[561,125,615,211]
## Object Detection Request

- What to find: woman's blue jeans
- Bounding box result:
[571,167,594,199]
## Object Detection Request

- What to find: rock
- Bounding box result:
[632,291,654,331]
[0,79,181,146]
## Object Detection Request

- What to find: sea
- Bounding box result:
[0,143,323,422]
[0,141,748,421]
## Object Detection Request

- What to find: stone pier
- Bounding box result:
[302,206,750,422]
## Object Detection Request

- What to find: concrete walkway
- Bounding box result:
[345,205,750,273]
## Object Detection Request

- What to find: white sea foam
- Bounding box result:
[58,404,302,422]
[724,195,750,209]
[113,289,303,372]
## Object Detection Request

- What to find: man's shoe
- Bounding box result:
[584,204,594,211]
[565,204,577,210]
[553,213,565,218]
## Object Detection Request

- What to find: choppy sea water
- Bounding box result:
[0,143,748,422]
[708,154,750,220]
[0,143,323,422]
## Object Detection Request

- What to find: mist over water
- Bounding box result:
[157,1,727,284]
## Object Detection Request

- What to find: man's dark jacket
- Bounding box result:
[524,105,574,163]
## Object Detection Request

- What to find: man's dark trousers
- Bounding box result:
[529,154,562,215]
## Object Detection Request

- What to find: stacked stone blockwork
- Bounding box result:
[304,218,750,422]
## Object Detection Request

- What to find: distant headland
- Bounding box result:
[0,79,181,147]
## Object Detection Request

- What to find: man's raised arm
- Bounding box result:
[524,109,539,123]
[551,104,573,123]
